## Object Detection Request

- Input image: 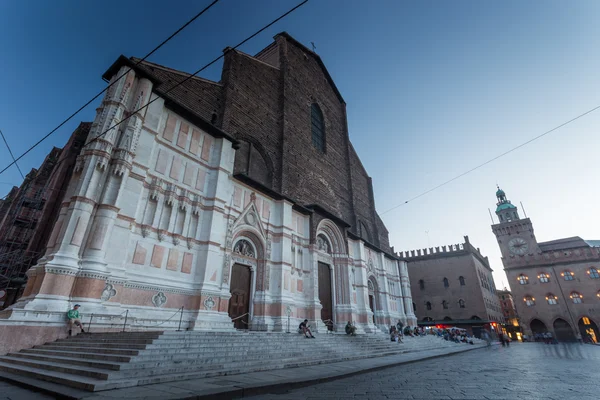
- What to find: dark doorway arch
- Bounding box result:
[553,318,576,342]
[470,315,481,320]
[530,319,547,334]
[318,262,333,330]
[578,317,599,343]
[443,316,453,321]
[422,316,433,322]
[228,264,251,330]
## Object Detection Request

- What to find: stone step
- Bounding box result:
[0,356,111,380]
[34,345,141,356]
[0,330,468,393]
[0,361,106,391]
[21,348,133,363]
[40,340,398,353]
[6,353,125,371]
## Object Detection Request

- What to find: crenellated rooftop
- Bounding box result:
[397,235,492,270]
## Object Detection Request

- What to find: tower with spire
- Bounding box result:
[491,186,539,261]
[495,185,520,223]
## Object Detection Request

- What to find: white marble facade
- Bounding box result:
[0,66,416,342]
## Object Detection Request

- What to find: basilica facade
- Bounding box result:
[0,33,415,354]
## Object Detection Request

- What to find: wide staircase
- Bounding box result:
[0,330,467,392]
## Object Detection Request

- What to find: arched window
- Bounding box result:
[419,279,425,290]
[311,103,325,152]
[458,299,466,308]
[443,277,449,288]
[358,221,372,243]
[546,294,558,305]
[538,272,550,283]
[517,274,528,285]
[459,276,465,286]
[442,300,448,309]
[524,295,535,307]
[561,270,574,281]
[588,267,600,279]
[570,292,583,304]
[426,301,432,310]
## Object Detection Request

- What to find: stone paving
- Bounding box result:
[0,380,54,400]
[1,342,598,399]
[249,343,600,400]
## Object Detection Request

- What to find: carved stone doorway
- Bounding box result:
[318,262,333,330]
[229,264,251,330]
[368,294,375,324]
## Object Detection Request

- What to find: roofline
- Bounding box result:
[101,55,238,146]
[275,32,346,105]
[102,55,160,83]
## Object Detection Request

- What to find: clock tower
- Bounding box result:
[491,187,540,264]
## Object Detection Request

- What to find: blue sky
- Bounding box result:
[1,1,600,289]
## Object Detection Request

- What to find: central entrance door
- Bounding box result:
[368,294,375,324]
[228,264,251,330]
[318,262,333,330]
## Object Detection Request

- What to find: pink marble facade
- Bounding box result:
[166,249,179,271]
[155,149,168,174]
[182,252,193,274]
[163,114,176,141]
[195,169,206,192]
[132,242,148,265]
[176,122,189,148]
[190,129,201,155]
[151,245,165,268]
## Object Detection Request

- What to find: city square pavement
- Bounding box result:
[249,343,600,400]
[1,342,598,399]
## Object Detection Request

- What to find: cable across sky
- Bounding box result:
[0,0,223,178]
[380,103,600,216]
[0,0,308,179]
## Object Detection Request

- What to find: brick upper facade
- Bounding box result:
[128,32,391,252]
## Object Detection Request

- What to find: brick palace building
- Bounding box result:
[400,236,504,337]
[0,33,416,354]
[491,187,600,343]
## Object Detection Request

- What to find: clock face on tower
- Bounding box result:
[508,237,529,255]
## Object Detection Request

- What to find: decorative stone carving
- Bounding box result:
[157,230,165,242]
[203,296,216,311]
[186,238,193,250]
[100,283,117,301]
[234,239,255,258]
[141,225,150,238]
[317,234,331,254]
[368,280,374,293]
[152,292,167,308]
[225,220,234,249]
[222,253,231,284]
[244,211,257,227]
[172,236,180,246]
[368,258,374,272]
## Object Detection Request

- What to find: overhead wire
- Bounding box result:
[0,0,222,177]
[380,103,600,216]
[0,0,308,178]
[0,128,25,179]
[70,0,309,152]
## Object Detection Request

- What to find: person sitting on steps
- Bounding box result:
[299,319,315,338]
[345,321,357,336]
[67,304,85,337]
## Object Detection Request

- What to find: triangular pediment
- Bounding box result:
[232,196,267,240]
